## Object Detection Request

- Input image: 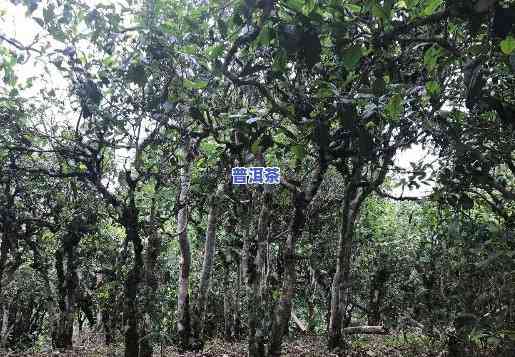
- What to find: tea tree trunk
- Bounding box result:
[194,182,224,341]
[176,162,193,350]
[328,185,365,350]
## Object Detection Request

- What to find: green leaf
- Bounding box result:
[370,1,387,20]
[500,36,515,55]
[365,121,376,130]
[272,50,287,72]
[291,144,306,161]
[316,85,333,98]
[251,140,261,155]
[256,26,273,47]
[184,79,208,89]
[181,44,198,55]
[9,88,19,97]
[207,44,224,59]
[423,45,442,72]
[102,56,115,67]
[420,0,443,17]
[385,94,404,121]
[286,0,304,12]
[342,46,363,71]
[302,0,316,16]
[345,4,362,12]
[383,0,394,18]
[425,81,441,97]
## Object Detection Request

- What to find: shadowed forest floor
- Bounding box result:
[0,334,503,357]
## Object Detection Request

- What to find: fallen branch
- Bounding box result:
[343,325,388,335]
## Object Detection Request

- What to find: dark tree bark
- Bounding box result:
[265,151,327,356]
[176,161,194,351]
[0,233,10,348]
[52,215,92,350]
[233,255,242,339]
[223,264,233,341]
[122,185,147,357]
[248,185,272,357]
[268,191,307,356]
[328,147,395,351]
[141,180,164,357]
[328,182,365,351]
[53,246,75,350]
[367,264,390,326]
[243,203,265,357]
[0,180,16,348]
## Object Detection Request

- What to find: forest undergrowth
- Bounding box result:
[0,332,502,357]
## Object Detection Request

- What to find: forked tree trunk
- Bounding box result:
[176,161,193,351]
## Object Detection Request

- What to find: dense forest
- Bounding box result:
[0,0,514,356]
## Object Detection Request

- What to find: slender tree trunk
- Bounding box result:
[194,182,224,342]
[259,222,272,302]
[266,155,326,356]
[233,258,242,339]
[307,267,317,334]
[123,199,145,357]
[140,183,163,357]
[176,162,193,351]
[244,211,264,357]
[0,231,9,294]
[0,302,9,348]
[223,264,233,341]
[268,192,307,356]
[36,257,60,351]
[53,219,83,351]
[95,272,103,330]
[328,185,364,351]
[0,231,9,349]
[247,186,272,357]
